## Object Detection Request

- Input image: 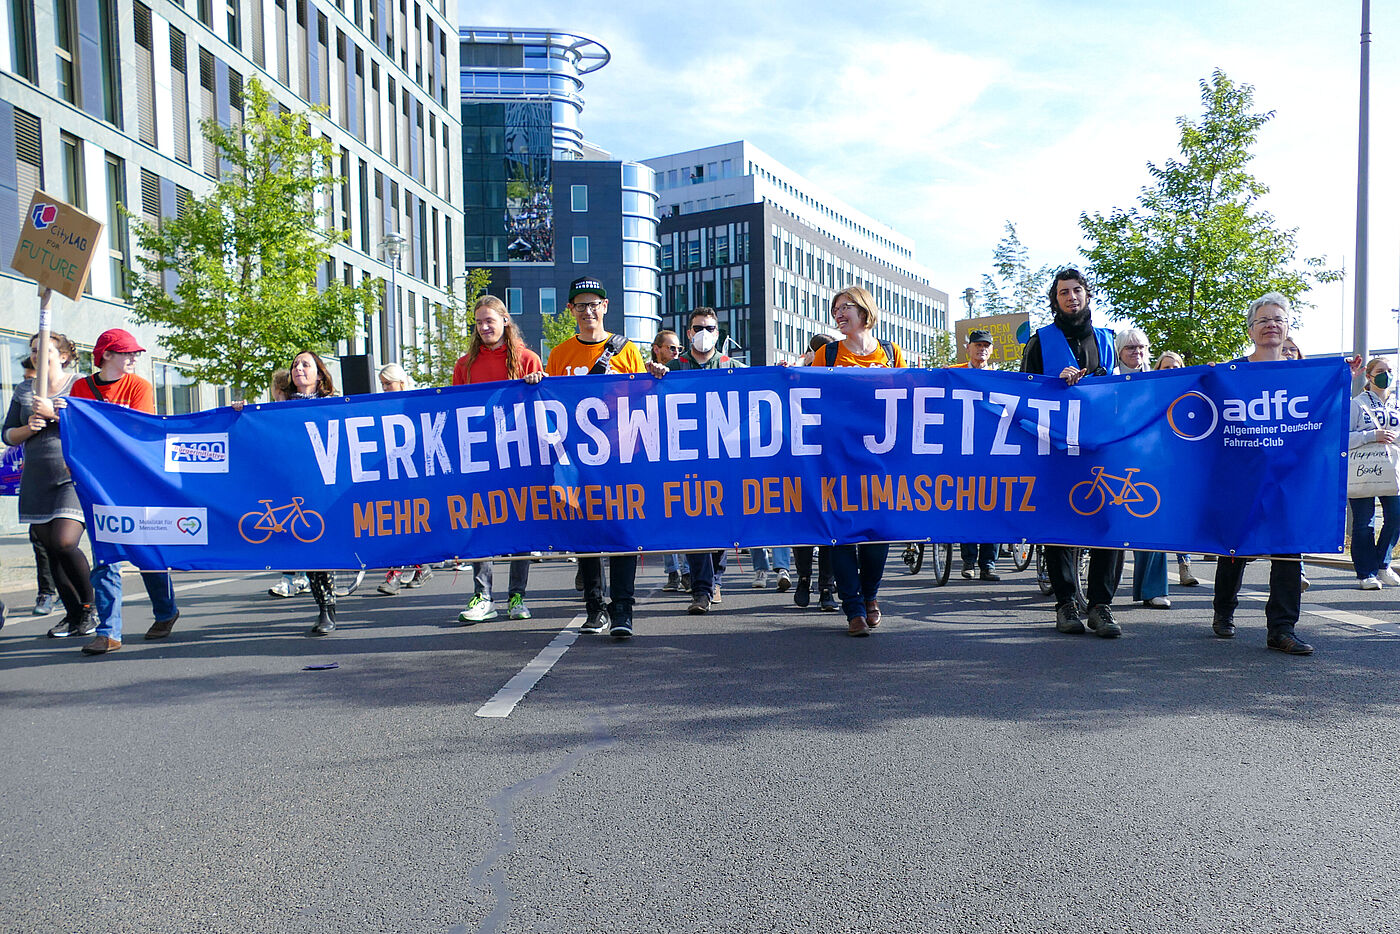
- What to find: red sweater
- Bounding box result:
[452,343,543,385]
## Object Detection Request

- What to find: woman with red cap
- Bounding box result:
[68,329,180,654]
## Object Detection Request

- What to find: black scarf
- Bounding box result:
[1054,306,1094,341]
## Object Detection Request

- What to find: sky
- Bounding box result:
[461,0,1399,356]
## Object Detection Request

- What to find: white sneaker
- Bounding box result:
[292,575,311,595]
[751,570,768,589]
[1144,596,1172,608]
[712,585,722,605]
[1379,567,1400,586]
[776,568,792,592]
[267,578,294,598]
[458,594,498,623]
[1360,576,1382,591]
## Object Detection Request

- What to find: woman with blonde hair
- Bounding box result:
[378,363,414,392]
[451,295,545,623]
[1154,351,1185,370]
[820,286,905,636]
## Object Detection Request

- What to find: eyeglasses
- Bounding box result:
[833,302,861,314]
[571,301,605,312]
[658,344,681,352]
[1122,344,1147,352]
[1251,315,1287,327]
[691,324,718,333]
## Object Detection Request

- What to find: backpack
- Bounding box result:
[588,334,631,375]
[820,339,897,367]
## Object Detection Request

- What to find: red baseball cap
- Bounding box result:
[92,328,146,364]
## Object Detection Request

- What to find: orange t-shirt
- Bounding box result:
[68,372,156,413]
[830,341,906,369]
[545,335,646,377]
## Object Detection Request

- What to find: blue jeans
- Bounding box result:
[829,543,889,620]
[686,550,727,598]
[579,555,636,618]
[1350,496,1400,579]
[663,552,682,575]
[1132,551,1168,601]
[472,557,530,599]
[93,563,178,641]
[959,543,996,572]
[749,547,792,572]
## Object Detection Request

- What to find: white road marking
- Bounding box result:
[120,576,246,604]
[476,619,582,719]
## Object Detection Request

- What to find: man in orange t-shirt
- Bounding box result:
[69,329,179,654]
[542,276,666,640]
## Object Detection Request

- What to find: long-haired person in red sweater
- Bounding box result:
[451,295,544,624]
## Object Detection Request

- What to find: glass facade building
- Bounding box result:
[459,27,659,346]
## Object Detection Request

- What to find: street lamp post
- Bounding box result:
[380,232,407,363]
[962,288,976,317]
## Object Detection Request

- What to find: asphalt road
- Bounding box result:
[2,555,1398,934]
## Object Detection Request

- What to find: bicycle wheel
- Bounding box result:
[1035,547,1054,595]
[1011,542,1033,572]
[903,542,925,575]
[931,543,953,587]
[333,568,365,597]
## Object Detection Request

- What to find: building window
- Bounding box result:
[540,287,556,318]
[570,185,587,212]
[572,237,589,264]
[59,134,85,210]
[55,0,78,104]
[506,288,522,316]
[9,0,38,82]
[226,0,241,49]
[105,153,130,297]
[13,108,44,216]
[133,3,157,145]
[199,48,217,176]
[169,29,191,164]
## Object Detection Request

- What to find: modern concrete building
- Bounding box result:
[459,27,660,350]
[0,0,463,415]
[644,141,949,365]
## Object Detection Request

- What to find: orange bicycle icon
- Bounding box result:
[1069,467,1161,518]
[238,497,326,544]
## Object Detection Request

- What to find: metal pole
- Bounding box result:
[33,287,52,395]
[1353,0,1370,376]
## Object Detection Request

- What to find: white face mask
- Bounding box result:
[690,328,717,354]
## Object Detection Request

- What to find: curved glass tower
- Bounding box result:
[460,27,660,344]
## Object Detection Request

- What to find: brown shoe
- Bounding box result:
[865,600,881,628]
[81,635,121,655]
[847,616,870,637]
[145,610,180,640]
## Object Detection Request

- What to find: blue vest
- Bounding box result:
[1036,322,1115,376]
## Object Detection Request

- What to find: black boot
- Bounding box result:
[310,603,336,636]
[794,576,811,608]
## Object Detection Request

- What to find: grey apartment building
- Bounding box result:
[0,0,463,416]
[644,141,949,366]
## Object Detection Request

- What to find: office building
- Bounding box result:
[0,0,463,416]
[644,141,949,365]
[459,27,660,349]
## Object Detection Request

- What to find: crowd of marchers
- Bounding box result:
[3,269,1388,658]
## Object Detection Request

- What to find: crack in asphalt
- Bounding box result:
[453,714,616,934]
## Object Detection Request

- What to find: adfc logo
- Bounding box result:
[1166,391,1218,442]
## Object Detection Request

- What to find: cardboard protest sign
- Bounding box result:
[954,313,1031,366]
[10,191,105,301]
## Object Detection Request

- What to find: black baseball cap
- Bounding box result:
[568,276,607,302]
[967,329,994,345]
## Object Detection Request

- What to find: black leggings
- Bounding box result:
[29,518,92,620]
[307,572,335,610]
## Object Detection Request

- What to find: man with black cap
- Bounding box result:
[949,329,1001,581]
[68,328,180,654]
[1020,269,1124,638]
[542,276,667,640]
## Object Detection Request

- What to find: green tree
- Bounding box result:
[127,78,374,400]
[921,330,957,368]
[977,221,1056,324]
[402,268,491,386]
[540,306,578,357]
[1080,69,1340,364]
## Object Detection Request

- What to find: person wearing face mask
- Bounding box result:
[1020,268,1124,639]
[667,308,745,614]
[1348,357,1400,591]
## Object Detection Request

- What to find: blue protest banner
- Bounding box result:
[59,359,1348,571]
[0,444,21,496]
